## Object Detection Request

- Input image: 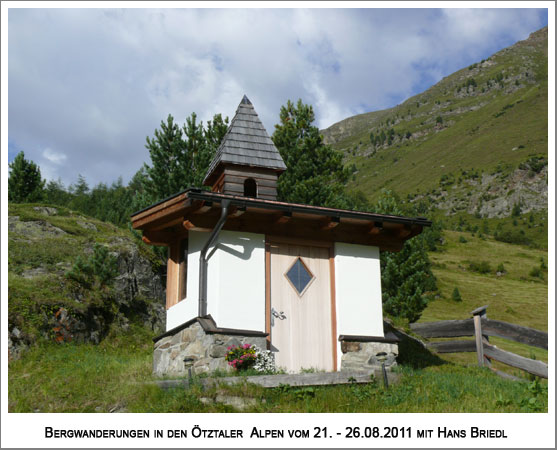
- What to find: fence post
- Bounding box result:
[471,305,491,367]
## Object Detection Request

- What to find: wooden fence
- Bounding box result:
[410,306,548,379]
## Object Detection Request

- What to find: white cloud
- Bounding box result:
[42,148,67,165]
[7,7,547,187]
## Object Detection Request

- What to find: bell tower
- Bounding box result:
[203,95,286,201]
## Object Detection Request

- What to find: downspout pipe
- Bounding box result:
[198,199,230,317]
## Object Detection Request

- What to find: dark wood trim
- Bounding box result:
[265,240,271,350]
[153,314,268,343]
[132,193,189,222]
[339,332,400,343]
[267,235,334,249]
[132,197,191,229]
[275,212,292,224]
[142,230,188,245]
[224,165,281,181]
[329,247,338,371]
[166,241,181,310]
[212,172,225,193]
[178,238,188,302]
[133,189,432,228]
[321,217,340,231]
[132,189,430,251]
[205,326,269,337]
[225,175,277,188]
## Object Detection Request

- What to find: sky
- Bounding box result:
[6,6,549,188]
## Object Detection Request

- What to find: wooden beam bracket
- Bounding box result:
[275,210,292,224]
[194,201,213,214]
[182,219,196,231]
[398,223,412,238]
[369,220,383,235]
[230,205,247,218]
[321,216,340,231]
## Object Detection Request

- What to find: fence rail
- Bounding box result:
[410,305,548,379]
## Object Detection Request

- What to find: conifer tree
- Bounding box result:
[451,287,462,302]
[374,190,437,323]
[143,114,185,203]
[8,152,45,203]
[141,112,228,206]
[44,178,70,205]
[272,99,350,208]
[69,174,91,214]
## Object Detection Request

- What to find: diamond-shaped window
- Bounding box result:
[285,257,314,296]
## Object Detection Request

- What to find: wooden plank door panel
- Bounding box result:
[270,243,333,373]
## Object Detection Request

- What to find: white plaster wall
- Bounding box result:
[166,297,197,331]
[334,242,384,369]
[165,231,205,331]
[212,231,266,331]
[166,229,266,332]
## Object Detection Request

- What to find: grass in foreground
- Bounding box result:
[8,328,547,413]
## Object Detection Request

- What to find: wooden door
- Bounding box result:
[269,242,334,373]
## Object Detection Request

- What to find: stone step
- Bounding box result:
[155,369,400,390]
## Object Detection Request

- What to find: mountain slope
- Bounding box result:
[322,27,548,221]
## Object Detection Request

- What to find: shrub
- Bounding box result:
[511,203,522,217]
[225,344,257,371]
[436,116,443,124]
[494,230,532,246]
[66,243,119,289]
[519,156,547,174]
[468,261,491,274]
[529,267,543,279]
[496,263,506,273]
[459,236,468,244]
[451,287,462,302]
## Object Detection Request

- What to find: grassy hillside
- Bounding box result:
[420,229,548,372]
[8,203,165,354]
[323,27,548,233]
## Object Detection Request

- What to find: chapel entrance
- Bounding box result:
[268,241,334,373]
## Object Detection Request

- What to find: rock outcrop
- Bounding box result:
[8,206,166,357]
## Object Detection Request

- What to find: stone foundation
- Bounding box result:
[153,319,267,377]
[340,340,398,372]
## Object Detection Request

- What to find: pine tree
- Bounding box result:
[374,190,437,323]
[141,112,228,206]
[8,151,45,203]
[200,113,229,184]
[143,114,186,204]
[272,99,350,208]
[44,178,70,205]
[451,287,462,302]
[69,174,91,214]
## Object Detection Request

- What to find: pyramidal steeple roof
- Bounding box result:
[203,95,286,185]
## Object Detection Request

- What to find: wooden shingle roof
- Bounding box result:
[203,95,286,185]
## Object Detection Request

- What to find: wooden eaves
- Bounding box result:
[130,188,432,252]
